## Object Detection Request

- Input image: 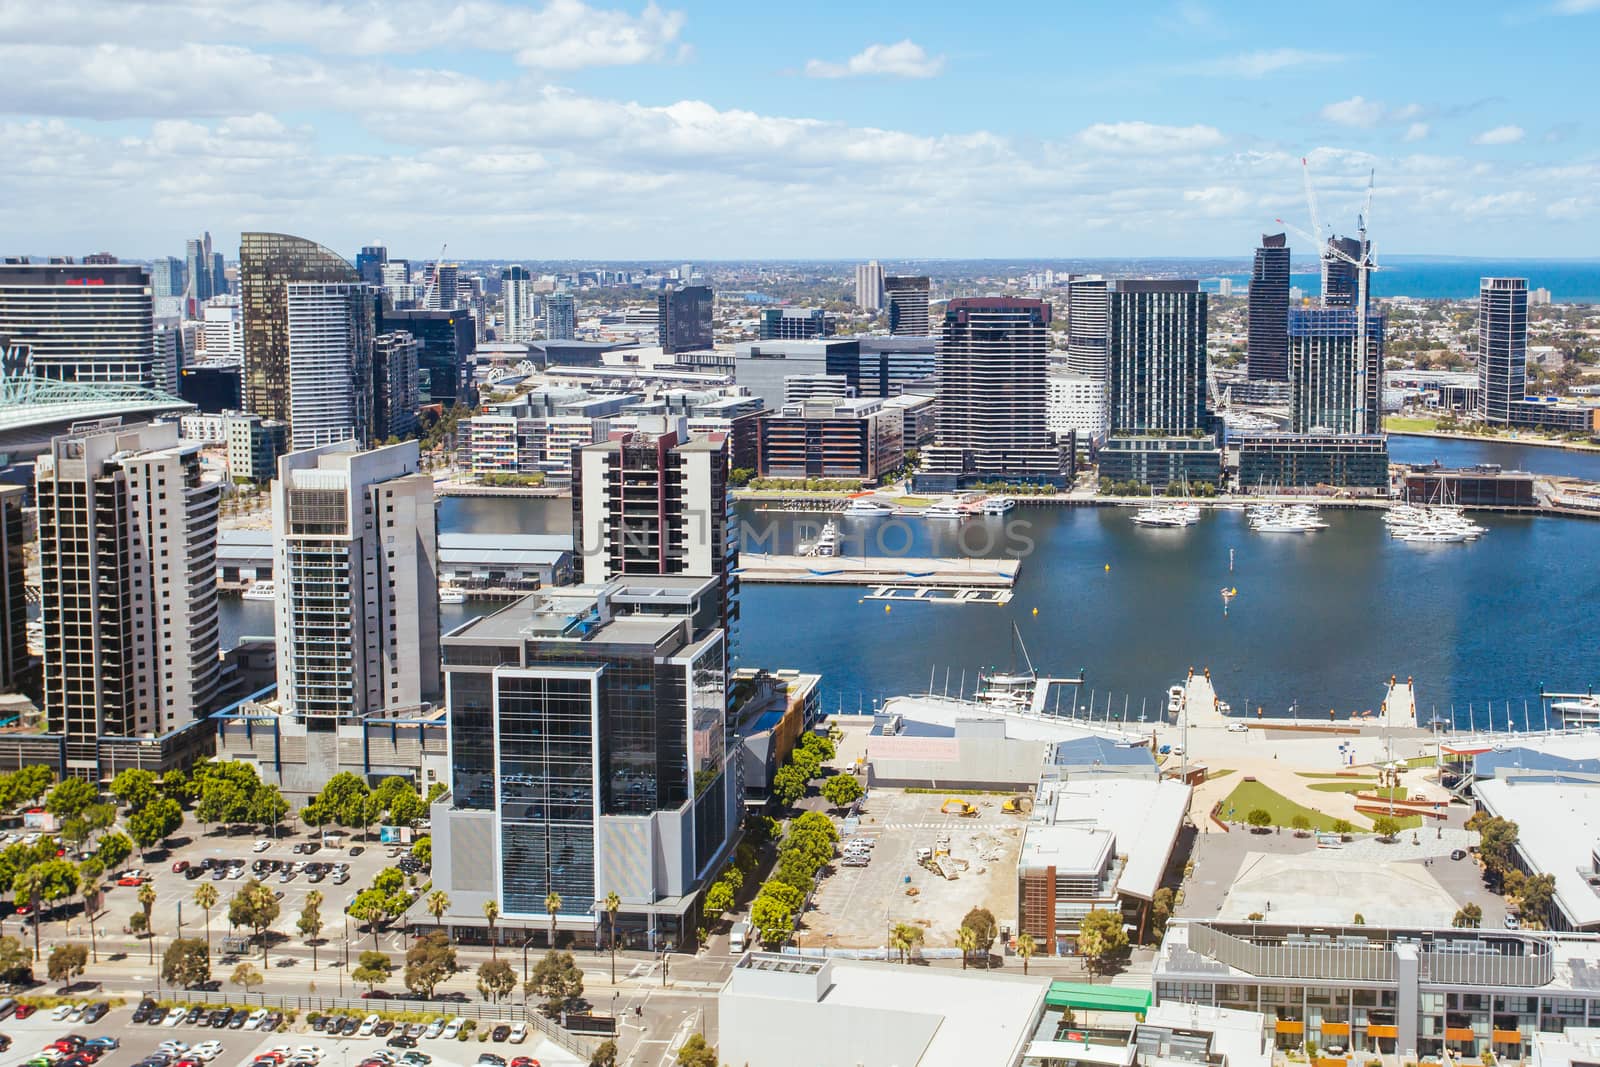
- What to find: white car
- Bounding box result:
[163,1008,187,1027]
[157,1042,189,1056]
[192,1041,224,1061]
[294,1047,325,1062]
[253,839,272,853]
[358,1014,380,1037]
[245,1008,269,1030]
[507,1024,528,1045]
[422,1021,445,1040]
[1226,722,1248,734]
[228,865,246,879]
[66,1004,86,1022]
[51,1003,73,1021]
[440,1019,464,1040]
[22,832,39,845]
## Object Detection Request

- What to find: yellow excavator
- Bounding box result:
[940,798,978,817]
[1001,795,1033,815]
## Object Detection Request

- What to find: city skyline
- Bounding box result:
[2,1,1597,259]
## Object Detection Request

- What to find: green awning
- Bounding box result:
[1044,981,1153,1014]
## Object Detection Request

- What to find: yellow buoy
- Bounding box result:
[1032,607,1038,616]
[1104,563,1111,571]
[884,604,891,613]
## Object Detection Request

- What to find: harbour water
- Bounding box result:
[219,438,1600,726]
[1211,257,1600,304]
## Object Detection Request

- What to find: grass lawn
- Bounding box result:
[1207,769,1235,780]
[1219,780,1343,832]
[1294,772,1376,780]
[1385,415,1440,432]
[1308,782,1410,799]
[894,496,937,507]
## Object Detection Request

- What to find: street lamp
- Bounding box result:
[522,933,535,983]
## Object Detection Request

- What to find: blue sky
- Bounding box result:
[0,0,1595,260]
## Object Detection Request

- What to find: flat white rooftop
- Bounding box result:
[1477,778,1600,929]
[1030,777,1191,901]
[1217,852,1460,927]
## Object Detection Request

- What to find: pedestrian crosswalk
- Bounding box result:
[879,822,972,831]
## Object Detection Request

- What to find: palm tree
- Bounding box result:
[1016,932,1037,976]
[137,882,157,963]
[194,882,218,955]
[482,899,499,959]
[956,926,978,970]
[545,891,562,950]
[888,922,922,965]
[604,892,621,984]
[81,875,102,963]
[302,890,324,971]
[427,890,450,931]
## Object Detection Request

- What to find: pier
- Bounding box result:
[862,586,1013,605]
[736,553,1019,588]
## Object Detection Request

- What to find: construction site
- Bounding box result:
[800,787,1027,949]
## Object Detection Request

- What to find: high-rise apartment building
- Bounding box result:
[658,285,713,353]
[427,263,460,310]
[543,292,576,341]
[1321,236,1367,309]
[152,322,182,394]
[186,238,212,306]
[284,282,373,450]
[355,245,388,286]
[885,275,932,335]
[211,251,228,298]
[917,298,1065,487]
[0,262,155,386]
[1247,234,1291,382]
[1478,277,1528,425]
[1064,277,1110,381]
[271,440,439,733]
[224,412,287,483]
[151,257,184,299]
[758,307,829,340]
[240,232,364,431]
[35,422,221,772]
[375,306,476,406]
[854,260,885,311]
[0,486,29,696]
[1106,281,1209,435]
[1287,308,1386,434]
[501,265,533,341]
[371,331,420,441]
[202,296,243,360]
[573,428,739,633]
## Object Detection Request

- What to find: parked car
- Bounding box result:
[191,1042,223,1061]
[374,1022,395,1037]
[422,1021,444,1040]
[506,1024,527,1045]
[116,870,149,886]
[399,1054,432,1067]
[439,1020,464,1041]
[475,1056,506,1067]
[253,840,271,853]
[83,1004,108,1024]
[171,860,190,873]
[490,1026,510,1043]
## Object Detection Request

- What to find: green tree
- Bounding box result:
[161,937,210,989]
[1245,808,1272,831]
[1016,931,1037,976]
[960,906,997,963]
[79,871,102,962]
[589,1040,619,1067]
[1331,818,1355,837]
[1452,903,1484,928]
[675,1034,718,1067]
[109,768,157,811]
[605,891,621,984]
[771,764,808,807]
[228,879,281,963]
[545,891,561,949]
[749,893,795,947]
[476,958,516,1002]
[411,836,432,866]
[482,898,499,956]
[1291,814,1312,836]
[160,769,198,804]
[302,773,372,836]
[1372,815,1401,841]
[15,858,81,960]
[525,949,584,1016]
[194,882,220,954]
[1077,909,1129,974]
[955,925,978,970]
[426,889,450,930]
[230,961,263,994]
[1151,887,1176,940]
[0,935,30,983]
[349,887,396,949]
[126,797,183,855]
[819,773,864,810]
[47,942,88,982]
[1518,873,1557,928]
[703,880,734,919]
[298,890,324,970]
[95,832,132,870]
[45,777,99,820]
[11,765,54,807]
[352,950,392,993]
[137,881,157,962]
[889,921,923,964]
[404,930,456,999]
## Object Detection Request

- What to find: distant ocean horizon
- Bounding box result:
[1209,256,1600,303]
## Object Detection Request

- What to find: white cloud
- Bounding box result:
[1182,185,1252,217]
[1321,96,1388,128]
[1473,125,1526,145]
[1189,48,1346,78]
[1553,0,1600,12]
[1403,122,1430,142]
[804,40,944,79]
[1075,121,1225,154]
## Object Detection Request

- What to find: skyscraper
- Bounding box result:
[573,428,739,632]
[202,296,243,360]
[35,422,221,771]
[211,251,228,298]
[272,440,439,729]
[284,281,373,450]
[1065,276,1110,381]
[1247,234,1291,382]
[375,306,476,406]
[1322,236,1367,309]
[501,265,533,341]
[543,292,576,341]
[153,321,182,394]
[658,285,713,353]
[1107,281,1209,435]
[0,262,155,386]
[1288,308,1386,434]
[372,331,420,441]
[426,263,459,310]
[150,256,184,299]
[918,298,1065,487]
[186,237,212,306]
[885,275,931,335]
[239,231,364,434]
[854,260,885,311]
[1478,277,1528,425]
[758,307,828,340]
[356,245,388,286]
[0,486,29,696]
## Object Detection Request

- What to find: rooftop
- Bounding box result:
[1477,777,1600,928]
[1216,852,1461,927]
[1025,777,1191,900]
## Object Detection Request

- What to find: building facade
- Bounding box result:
[284,281,373,450]
[1322,236,1367,309]
[1247,234,1291,382]
[1235,434,1390,492]
[1065,277,1110,381]
[0,262,155,386]
[1288,307,1386,435]
[658,286,714,354]
[884,275,931,335]
[0,486,29,696]
[375,306,477,406]
[371,331,420,442]
[758,307,829,340]
[543,292,576,341]
[755,396,904,482]
[224,412,287,483]
[271,440,440,735]
[35,422,221,773]
[501,265,533,342]
[854,260,884,311]
[1047,367,1109,447]
[1108,281,1209,435]
[1479,277,1529,425]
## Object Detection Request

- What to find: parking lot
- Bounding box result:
[799,788,1023,950]
[0,1000,583,1067]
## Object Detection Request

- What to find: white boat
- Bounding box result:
[925,500,968,520]
[1551,696,1600,729]
[980,496,1016,516]
[800,520,840,557]
[241,580,276,601]
[1247,504,1327,533]
[842,498,893,517]
[1166,685,1185,717]
[439,587,468,604]
[1132,505,1200,528]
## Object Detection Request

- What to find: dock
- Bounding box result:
[737,553,1019,588]
[863,586,1013,605]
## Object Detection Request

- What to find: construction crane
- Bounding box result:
[1276,159,1382,434]
[422,242,448,309]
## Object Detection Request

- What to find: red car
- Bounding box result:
[171,860,189,873]
[511,1059,542,1067]
[116,871,148,887]
[13,1003,35,1019]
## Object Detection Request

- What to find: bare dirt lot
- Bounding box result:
[799,788,1023,948]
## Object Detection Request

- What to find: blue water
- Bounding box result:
[1387,435,1600,481]
[1210,257,1600,303]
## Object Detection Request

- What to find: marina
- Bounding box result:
[736,552,1020,588]
[863,585,1014,605]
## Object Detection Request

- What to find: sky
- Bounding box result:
[1,0,1598,262]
